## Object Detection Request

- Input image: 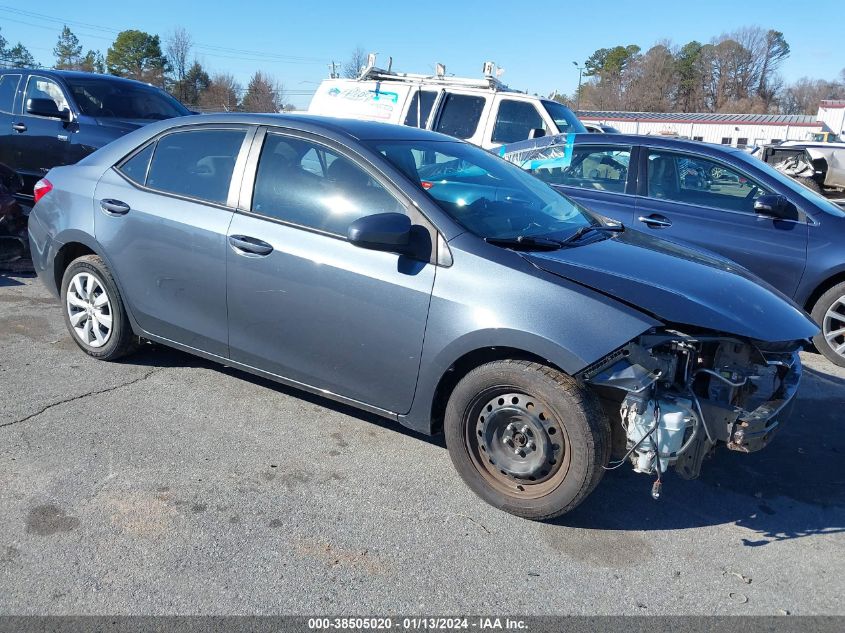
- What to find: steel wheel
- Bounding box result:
[66,271,113,349]
[467,390,572,500]
[823,295,845,360]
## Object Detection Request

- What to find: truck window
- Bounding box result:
[434,94,486,139]
[491,100,546,144]
[0,74,21,113]
[24,76,69,115]
[403,90,438,128]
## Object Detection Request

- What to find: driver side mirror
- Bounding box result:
[348,212,411,253]
[754,194,798,221]
[26,98,71,121]
[528,128,546,140]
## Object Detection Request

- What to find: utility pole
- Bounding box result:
[572,61,583,111]
[329,61,339,79]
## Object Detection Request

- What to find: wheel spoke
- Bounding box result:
[85,275,95,299]
[82,319,94,344]
[69,311,87,327]
[825,326,845,342]
[73,276,87,300]
[835,341,845,355]
[93,310,112,330]
[93,292,109,308]
[67,294,87,309]
[92,322,106,346]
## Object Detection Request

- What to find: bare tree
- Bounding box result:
[342,46,368,79]
[624,43,676,111]
[781,77,845,114]
[198,73,241,112]
[166,27,192,101]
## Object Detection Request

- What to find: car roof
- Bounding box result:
[502,132,746,157]
[167,112,460,142]
[5,68,167,89]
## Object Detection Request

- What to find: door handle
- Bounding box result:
[11,123,26,133]
[100,199,131,215]
[229,235,273,256]
[637,214,672,228]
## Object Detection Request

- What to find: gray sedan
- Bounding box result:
[27,114,817,520]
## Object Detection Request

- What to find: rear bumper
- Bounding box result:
[727,351,801,453]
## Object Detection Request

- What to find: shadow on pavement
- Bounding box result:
[559,365,845,543]
[121,339,844,540]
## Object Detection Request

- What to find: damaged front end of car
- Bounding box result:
[580,329,803,498]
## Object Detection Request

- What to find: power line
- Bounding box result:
[0,5,327,64]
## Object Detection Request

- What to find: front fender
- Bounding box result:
[399,236,660,434]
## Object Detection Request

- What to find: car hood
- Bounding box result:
[524,229,819,343]
[93,117,156,132]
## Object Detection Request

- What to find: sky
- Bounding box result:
[1,0,843,109]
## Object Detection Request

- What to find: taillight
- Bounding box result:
[33,178,53,204]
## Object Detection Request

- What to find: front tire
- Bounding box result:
[811,282,845,367]
[797,176,822,194]
[61,255,138,361]
[444,360,610,521]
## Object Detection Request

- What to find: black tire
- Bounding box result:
[60,255,139,361]
[797,176,823,194]
[444,359,610,521]
[811,281,845,367]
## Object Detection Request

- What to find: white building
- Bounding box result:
[577,108,831,148]
[818,100,845,137]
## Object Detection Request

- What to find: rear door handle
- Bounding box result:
[229,235,273,256]
[11,123,26,133]
[637,214,672,228]
[100,199,130,215]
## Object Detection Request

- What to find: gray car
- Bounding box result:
[28,114,818,520]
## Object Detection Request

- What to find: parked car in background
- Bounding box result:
[307,57,585,149]
[500,133,845,366]
[28,114,816,519]
[0,69,191,204]
[582,122,622,134]
[758,140,845,193]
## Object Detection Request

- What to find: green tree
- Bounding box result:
[106,30,168,85]
[80,50,105,73]
[241,71,284,112]
[181,61,210,106]
[5,43,35,68]
[54,26,83,69]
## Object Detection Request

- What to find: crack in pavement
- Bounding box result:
[0,367,164,430]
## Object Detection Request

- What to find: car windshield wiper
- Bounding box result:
[485,235,566,251]
[560,222,624,245]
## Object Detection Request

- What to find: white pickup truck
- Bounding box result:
[307,61,585,150]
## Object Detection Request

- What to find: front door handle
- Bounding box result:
[637,214,672,228]
[229,235,273,256]
[11,122,26,133]
[100,199,130,215]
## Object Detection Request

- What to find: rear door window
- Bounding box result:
[403,90,438,128]
[434,94,486,139]
[646,151,769,213]
[118,143,155,185]
[491,100,547,144]
[0,74,21,113]
[145,128,247,204]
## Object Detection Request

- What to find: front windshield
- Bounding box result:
[368,139,595,240]
[541,100,587,134]
[736,152,845,218]
[65,77,190,120]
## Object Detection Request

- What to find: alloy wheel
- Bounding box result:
[823,295,845,360]
[66,272,113,348]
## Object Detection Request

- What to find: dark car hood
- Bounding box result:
[525,229,818,343]
[93,117,154,132]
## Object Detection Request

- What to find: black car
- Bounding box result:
[0,69,190,205]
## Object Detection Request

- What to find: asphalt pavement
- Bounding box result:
[0,271,843,615]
